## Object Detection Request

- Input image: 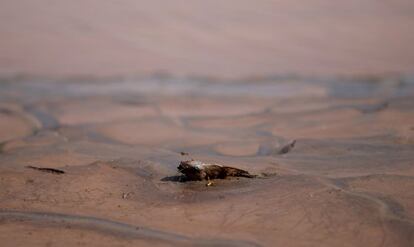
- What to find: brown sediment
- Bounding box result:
[0,76,414,246]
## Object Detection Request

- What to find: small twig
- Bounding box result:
[26,165,65,174]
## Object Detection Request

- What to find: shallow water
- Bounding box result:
[0,76,414,246]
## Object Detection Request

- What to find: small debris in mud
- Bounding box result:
[180,151,189,156]
[278,140,296,155]
[178,160,256,182]
[26,165,65,174]
[122,192,132,199]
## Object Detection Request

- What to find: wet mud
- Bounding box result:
[0,76,414,246]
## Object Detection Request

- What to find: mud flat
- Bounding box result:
[0,76,414,246]
[1,1,414,78]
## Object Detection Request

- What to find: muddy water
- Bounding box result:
[0,76,414,246]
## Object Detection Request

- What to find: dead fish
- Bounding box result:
[178,160,255,181]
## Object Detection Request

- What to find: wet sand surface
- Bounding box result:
[1,0,414,78]
[0,75,414,246]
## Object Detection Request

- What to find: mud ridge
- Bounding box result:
[0,210,260,247]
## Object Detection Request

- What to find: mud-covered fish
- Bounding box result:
[178,160,255,181]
